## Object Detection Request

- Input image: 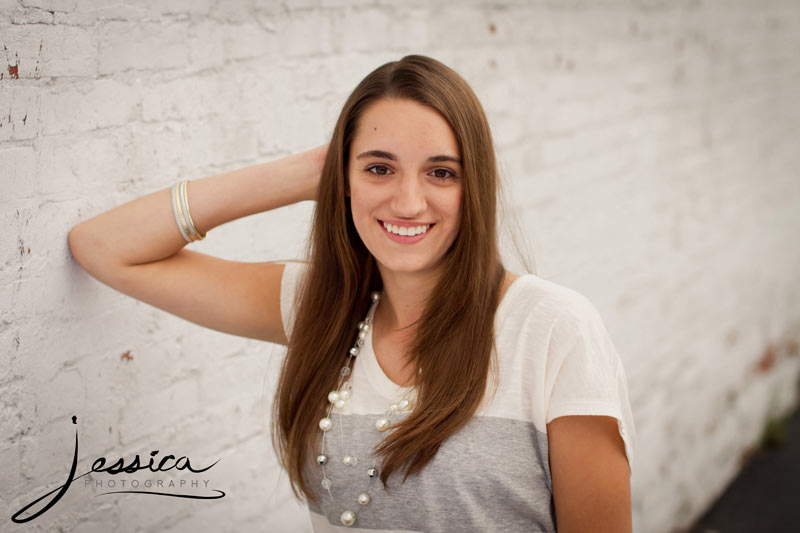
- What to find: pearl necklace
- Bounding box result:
[316,290,417,527]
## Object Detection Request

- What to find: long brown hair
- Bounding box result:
[272,55,507,502]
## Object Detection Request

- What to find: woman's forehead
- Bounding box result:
[350,99,460,161]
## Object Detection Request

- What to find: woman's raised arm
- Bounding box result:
[67,144,327,345]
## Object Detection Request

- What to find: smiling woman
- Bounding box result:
[68,54,635,532]
[347,98,463,281]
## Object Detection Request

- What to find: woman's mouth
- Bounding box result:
[377,220,434,243]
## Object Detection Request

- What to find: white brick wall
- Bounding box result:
[2,1,799,532]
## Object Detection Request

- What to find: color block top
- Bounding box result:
[279,261,635,533]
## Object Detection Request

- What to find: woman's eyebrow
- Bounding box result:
[356,150,461,165]
[428,154,462,164]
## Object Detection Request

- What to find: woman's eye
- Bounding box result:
[366,165,391,176]
[431,168,456,180]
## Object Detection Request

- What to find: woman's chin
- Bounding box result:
[374,258,444,278]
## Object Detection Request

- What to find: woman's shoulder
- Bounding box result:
[278,260,311,340]
[499,271,609,334]
[502,270,594,308]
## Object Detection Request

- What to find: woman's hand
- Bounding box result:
[287,143,329,202]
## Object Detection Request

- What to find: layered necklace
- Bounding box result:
[315,290,418,527]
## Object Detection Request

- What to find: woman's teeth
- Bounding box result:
[383,222,431,237]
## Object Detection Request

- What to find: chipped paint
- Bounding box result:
[757,343,777,373]
[787,339,799,357]
[8,51,19,79]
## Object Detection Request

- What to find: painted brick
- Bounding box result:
[0,86,39,141]
[36,368,87,426]
[148,0,215,17]
[127,121,184,181]
[206,0,257,23]
[426,5,501,49]
[0,145,38,200]
[116,491,188,532]
[279,12,333,56]
[10,6,54,23]
[222,21,280,62]
[36,130,130,196]
[70,0,214,22]
[186,18,226,72]
[118,378,200,446]
[97,20,190,74]
[2,2,800,533]
[59,0,147,25]
[197,352,265,407]
[140,76,216,122]
[40,79,138,134]
[332,8,396,53]
[18,417,80,485]
[38,24,98,78]
[69,505,118,533]
[321,0,375,7]
[0,24,45,80]
[0,442,22,503]
[21,0,76,11]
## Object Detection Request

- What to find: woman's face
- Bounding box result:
[347,98,463,280]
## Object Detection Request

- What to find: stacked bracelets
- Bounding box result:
[171,179,206,243]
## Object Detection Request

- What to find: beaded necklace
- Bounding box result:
[316,290,418,527]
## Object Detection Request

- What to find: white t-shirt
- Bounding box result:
[279,261,636,533]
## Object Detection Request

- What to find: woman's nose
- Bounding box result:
[392,174,426,216]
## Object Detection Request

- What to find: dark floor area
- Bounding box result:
[687,402,800,533]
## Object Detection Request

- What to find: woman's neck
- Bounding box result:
[374,267,440,333]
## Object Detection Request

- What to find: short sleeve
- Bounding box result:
[279,261,309,342]
[545,294,636,475]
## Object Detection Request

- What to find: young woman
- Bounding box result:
[69,55,635,532]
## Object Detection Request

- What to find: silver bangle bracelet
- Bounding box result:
[179,180,202,241]
[171,180,206,243]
